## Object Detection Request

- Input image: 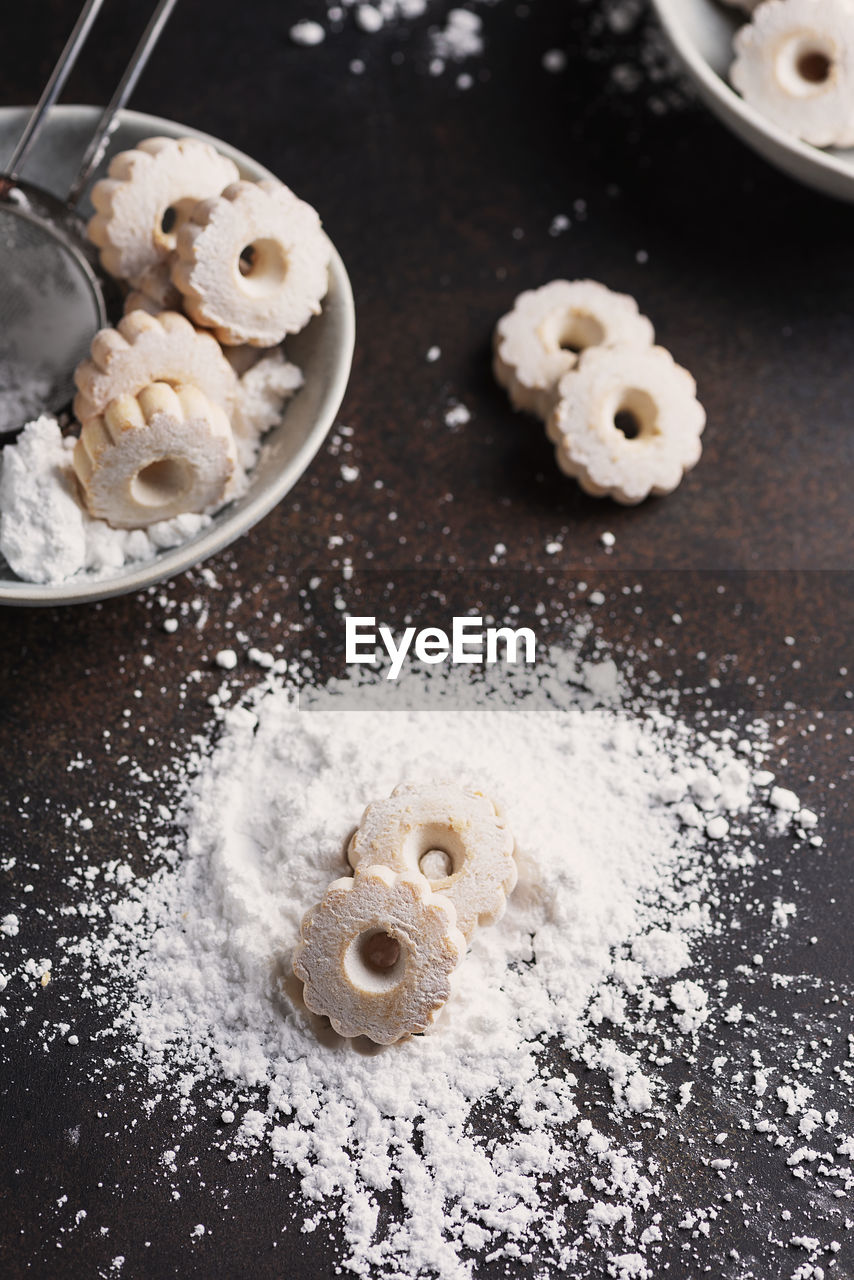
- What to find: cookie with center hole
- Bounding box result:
[72,381,236,528]
[347,780,517,941]
[731,0,854,148]
[292,864,466,1045]
[548,343,705,505]
[171,179,330,346]
[88,136,240,306]
[493,279,655,421]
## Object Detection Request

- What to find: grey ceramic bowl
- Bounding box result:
[651,0,854,203]
[0,105,355,606]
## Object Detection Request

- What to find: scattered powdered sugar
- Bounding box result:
[430,8,483,69]
[292,0,429,48]
[290,18,327,46]
[4,639,849,1277]
[596,0,688,114]
[283,0,688,114]
[444,400,471,429]
[0,352,301,585]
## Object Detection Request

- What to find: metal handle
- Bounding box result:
[5,0,107,182]
[67,0,180,205]
[4,0,179,203]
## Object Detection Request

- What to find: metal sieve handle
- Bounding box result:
[4,0,179,205]
[67,0,180,206]
[5,0,107,183]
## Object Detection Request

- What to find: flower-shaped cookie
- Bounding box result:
[548,344,705,505]
[88,136,240,305]
[73,381,236,528]
[292,865,466,1045]
[73,309,238,426]
[171,179,330,346]
[493,279,654,420]
[347,780,517,941]
[731,0,854,148]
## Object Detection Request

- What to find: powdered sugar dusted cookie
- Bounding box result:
[731,0,854,148]
[347,780,517,941]
[73,310,238,425]
[493,280,655,420]
[548,344,705,505]
[88,137,240,306]
[292,865,466,1045]
[73,382,236,528]
[171,180,330,346]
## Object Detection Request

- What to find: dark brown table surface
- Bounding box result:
[0,2,852,1278]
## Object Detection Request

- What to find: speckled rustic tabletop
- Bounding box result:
[0,2,852,1278]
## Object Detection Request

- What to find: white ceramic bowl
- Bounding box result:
[0,105,355,606]
[651,0,854,203]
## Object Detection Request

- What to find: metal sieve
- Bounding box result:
[0,0,178,436]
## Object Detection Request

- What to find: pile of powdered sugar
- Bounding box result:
[0,350,301,585]
[8,643,846,1278]
[0,416,214,584]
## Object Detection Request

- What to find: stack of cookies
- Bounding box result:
[293,781,518,1046]
[494,279,706,505]
[72,136,329,528]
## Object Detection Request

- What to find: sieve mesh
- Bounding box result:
[0,193,104,430]
[0,0,179,436]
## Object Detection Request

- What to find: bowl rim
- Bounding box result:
[0,104,355,607]
[650,0,854,190]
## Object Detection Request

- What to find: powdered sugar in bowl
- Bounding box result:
[0,106,354,606]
